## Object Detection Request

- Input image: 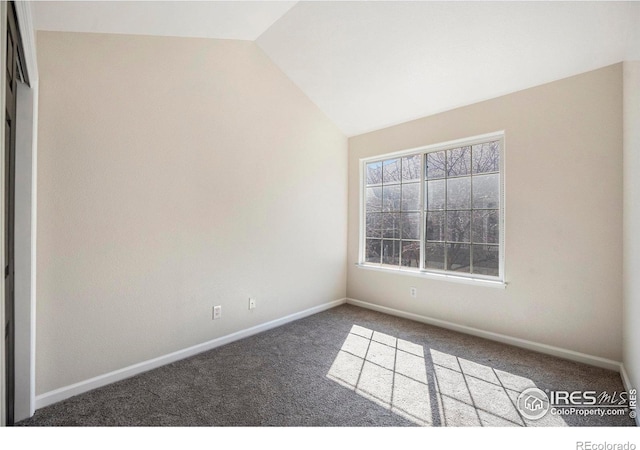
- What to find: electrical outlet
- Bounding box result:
[410,287,417,298]
[249,297,256,310]
[213,305,222,320]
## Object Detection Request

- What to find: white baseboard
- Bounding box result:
[620,363,633,393]
[36,298,347,410]
[34,296,633,423]
[619,364,639,427]
[346,298,622,372]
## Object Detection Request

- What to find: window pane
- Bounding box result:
[401,241,420,268]
[425,242,445,270]
[366,212,383,238]
[472,210,499,244]
[472,173,499,209]
[401,212,420,240]
[401,182,420,211]
[447,243,470,273]
[472,141,500,174]
[426,179,445,211]
[447,177,471,210]
[365,239,381,263]
[382,239,400,265]
[402,155,421,182]
[363,139,502,279]
[472,244,499,276]
[426,211,445,242]
[366,186,382,212]
[382,185,401,212]
[382,213,400,239]
[425,151,446,180]
[383,158,401,184]
[366,161,382,185]
[446,211,471,243]
[447,146,471,177]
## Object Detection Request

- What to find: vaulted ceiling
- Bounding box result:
[33,1,640,136]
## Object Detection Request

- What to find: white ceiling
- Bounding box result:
[33,1,297,41]
[33,1,640,137]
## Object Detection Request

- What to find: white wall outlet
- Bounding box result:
[410,287,417,298]
[249,297,256,310]
[213,305,222,320]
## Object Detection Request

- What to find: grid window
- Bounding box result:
[364,157,421,268]
[362,136,503,281]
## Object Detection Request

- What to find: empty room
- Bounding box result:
[1,0,639,444]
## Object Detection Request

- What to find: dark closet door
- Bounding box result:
[4,0,19,426]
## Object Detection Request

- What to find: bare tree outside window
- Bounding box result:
[365,156,421,268]
[363,137,502,279]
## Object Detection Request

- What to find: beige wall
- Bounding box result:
[348,64,623,361]
[36,31,347,394]
[623,61,640,394]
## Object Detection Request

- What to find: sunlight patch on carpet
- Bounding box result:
[327,325,433,425]
[327,325,567,427]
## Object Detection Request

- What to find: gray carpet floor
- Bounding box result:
[17,304,635,426]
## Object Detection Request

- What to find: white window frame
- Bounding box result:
[357,131,506,288]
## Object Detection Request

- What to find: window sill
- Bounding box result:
[354,263,507,289]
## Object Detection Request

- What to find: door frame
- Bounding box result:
[1,0,38,426]
[0,0,8,426]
